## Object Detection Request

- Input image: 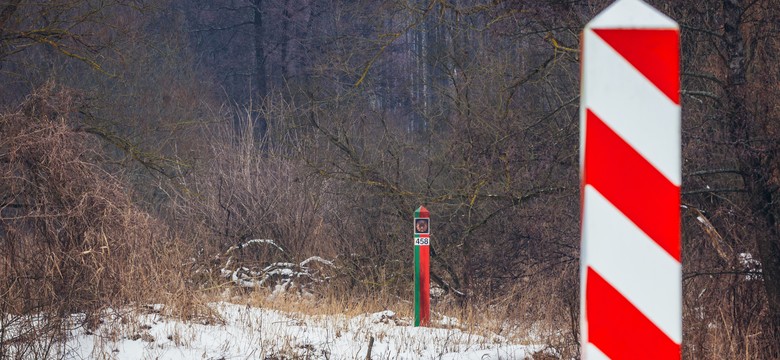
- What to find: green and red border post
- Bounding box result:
[414,206,430,327]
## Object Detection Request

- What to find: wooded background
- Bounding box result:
[1,0,779,358]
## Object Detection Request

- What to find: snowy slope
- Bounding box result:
[62,302,547,359]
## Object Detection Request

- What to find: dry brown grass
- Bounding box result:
[0,83,199,358]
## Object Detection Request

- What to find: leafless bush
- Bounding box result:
[680,205,780,359]
[0,83,192,358]
[171,103,341,294]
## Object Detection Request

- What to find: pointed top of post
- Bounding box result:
[415,206,429,218]
[587,0,678,29]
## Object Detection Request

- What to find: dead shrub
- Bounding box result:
[0,83,191,358]
[171,105,341,293]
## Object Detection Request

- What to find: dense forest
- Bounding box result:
[1,0,779,358]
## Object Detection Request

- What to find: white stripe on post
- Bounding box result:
[584,186,682,343]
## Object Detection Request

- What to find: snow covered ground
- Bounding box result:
[60,302,548,359]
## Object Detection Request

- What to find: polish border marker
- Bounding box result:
[580,0,681,358]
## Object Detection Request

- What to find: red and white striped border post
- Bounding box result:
[580,0,681,359]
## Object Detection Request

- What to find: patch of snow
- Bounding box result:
[221,255,335,293]
[431,286,446,298]
[370,310,397,324]
[54,302,543,359]
[239,238,285,252]
[437,315,461,328]
[143,304,165,313]
[300,256,335,267]
[263,262,298,272]
[738,252,762,280]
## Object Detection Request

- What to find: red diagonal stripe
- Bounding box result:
[586,267,680,359]
[593,29,679,104]
[584,109,680,261]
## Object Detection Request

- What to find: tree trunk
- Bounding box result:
[252,0,267,140]
[253,0,267,99]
